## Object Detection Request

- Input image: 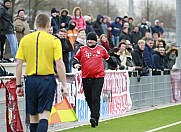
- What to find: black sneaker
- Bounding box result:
[90,118,97,128]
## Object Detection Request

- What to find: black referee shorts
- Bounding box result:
[25,75,56,115]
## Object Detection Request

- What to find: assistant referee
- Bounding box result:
[16,13,67,132]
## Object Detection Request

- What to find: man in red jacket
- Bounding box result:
[73,32,117,128]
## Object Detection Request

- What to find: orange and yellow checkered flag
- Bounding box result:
[48,98,78,124]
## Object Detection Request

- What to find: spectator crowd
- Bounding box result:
[0,1,178,75]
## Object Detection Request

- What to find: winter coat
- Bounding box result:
[54,35,73,72]
[59,8,72,29]
[130,31,142,45]
[59,16,72,29]
[101,22,108,36]
[108,54,125,70]
[99,39,110,51]
[165,47,178,69]
[132,46,147,67]
[143,44,154,68]
[119,31,130,41]
[14,16,30,42]
[153,51,164,71]
[51,16,59,34]
[138,23,150,38]
[72,7,86,30]
[72,16,86,30]
[85,21,94,34]
[111,17,122,36]
[66,21,78,48]
[92,15,103,37]
[151,25,164,35]
[0,5,14,34]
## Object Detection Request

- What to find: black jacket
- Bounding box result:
[51,16,60,34]
[130,31,142,45]
[119,31,130,42]
[54,35,72,63]
[138,23,150,38]
[108,54,125,70]
[85,21,94,34]
[0,5,14,34]
[132,46,147,67]
[59,15,72,29]
[92,15,103,37]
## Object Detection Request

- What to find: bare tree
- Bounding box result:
[136,1,176,30]
[70,0,119,20]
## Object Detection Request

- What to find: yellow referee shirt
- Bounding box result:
[16,31,62,75]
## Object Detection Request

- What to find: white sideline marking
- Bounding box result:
[145,121,181,132]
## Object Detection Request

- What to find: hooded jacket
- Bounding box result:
[165,47,178,69]
[151,20,164,34]
[92,14,103,37]
[111,17,122,36]
[66,20,78,47]
[59,8,72,29]
[0,5,14,34]
[72,7,86,30]
[14,16,30,42]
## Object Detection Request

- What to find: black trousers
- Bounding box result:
[82,77,104,120]
[0,35,6,60]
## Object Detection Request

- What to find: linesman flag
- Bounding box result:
[48,98,78,124]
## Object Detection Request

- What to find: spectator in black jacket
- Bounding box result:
[153,47,165,71]
[119,27,130,42]
[132,40,148,75]
[54,28,73,73]
[51,8,59,34]
[84,15,94,34]
[59,8,72,29]
[108,47,125,70]
[130,26,142,47]
[0,0,18,59]
[93,14,103,37]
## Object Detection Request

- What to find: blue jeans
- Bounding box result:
[5,34,18,59]
[112,35,119,47]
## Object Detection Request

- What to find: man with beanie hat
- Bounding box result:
[73,32,117,128]
[0,0,18,59]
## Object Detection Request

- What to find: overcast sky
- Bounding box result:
[110,0,176,16]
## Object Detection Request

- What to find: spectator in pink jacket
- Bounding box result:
[72,7,86,30]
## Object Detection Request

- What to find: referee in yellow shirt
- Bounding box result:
[15,13,67,132]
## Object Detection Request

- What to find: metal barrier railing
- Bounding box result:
[0,70,174,131]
